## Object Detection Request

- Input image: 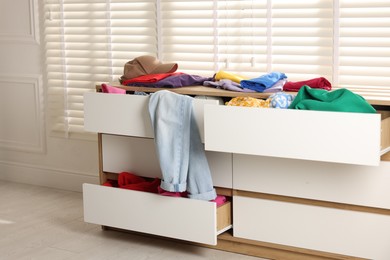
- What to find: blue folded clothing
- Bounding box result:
[241,72,287,92]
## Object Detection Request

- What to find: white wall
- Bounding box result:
[0,0,99,192]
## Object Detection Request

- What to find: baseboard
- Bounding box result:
[0,161,99,192]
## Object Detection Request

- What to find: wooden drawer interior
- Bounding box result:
[380,111,390,157]
[217,201,232,234]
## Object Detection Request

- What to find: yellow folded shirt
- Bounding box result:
[225,96,270,108]
[215,70,248,83]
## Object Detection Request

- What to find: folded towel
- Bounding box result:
[283,77,331,92]
[241,72,287,92]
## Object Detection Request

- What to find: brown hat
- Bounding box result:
[122,55,178,80]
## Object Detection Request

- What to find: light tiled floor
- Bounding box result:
[0,180,264,260]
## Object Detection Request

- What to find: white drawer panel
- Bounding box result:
[83,183,231,245]
[84,92,153,138]
[233,155,390,209]
[84,92,218,141]
[206,151,233,189]
[102,134,233,188]
[102,135,161,179]
[234,195,390,259]
[204,105,381,166]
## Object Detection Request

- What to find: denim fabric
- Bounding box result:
[148,90,217,201]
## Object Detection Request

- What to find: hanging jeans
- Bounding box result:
[148,90,217,201]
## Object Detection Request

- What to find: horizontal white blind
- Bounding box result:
[160,0,216,75]
[43,0,156,137]
[216,1,268,77]
[42,0,390,137]
[109,0,157,79]
[338,0,390,100]
[161,0,268,77]
[271,0,333,81]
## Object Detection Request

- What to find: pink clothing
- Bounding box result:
[158,186,226,206]
[158,186,188,197]
[211,195,227,207]
[102,172,226,205]
[101,83,126,94]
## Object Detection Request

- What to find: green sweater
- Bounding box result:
[288,86,376,113]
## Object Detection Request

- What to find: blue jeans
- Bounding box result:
[148,90,217,201]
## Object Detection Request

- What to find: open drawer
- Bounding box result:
[83,92,218,141]
[83,183,232,245]
[204,105,390,166]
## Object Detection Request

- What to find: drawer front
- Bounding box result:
[84,92,153,138]
[233,154,390,209]
[102,135,162,179]
[204,105,381,166]
[84,92,218,141]
[233,195,390,259]
[83,183,231,245]
[102,134,233,188]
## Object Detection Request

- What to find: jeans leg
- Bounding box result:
[186,109,217,200]
[149,90,191,192]
[149,90,216,200]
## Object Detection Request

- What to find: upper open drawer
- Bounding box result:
[84,92,218,141]
[204,105,389,166]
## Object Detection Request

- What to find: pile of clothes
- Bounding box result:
[116,55,331,94]
[225,86,376,113]
[102,55,376,114]
[207,70,332,94]
[119,55,212,88]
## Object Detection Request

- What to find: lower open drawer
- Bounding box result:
[83,183,231,245]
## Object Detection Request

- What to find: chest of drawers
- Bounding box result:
[83,86,390,259]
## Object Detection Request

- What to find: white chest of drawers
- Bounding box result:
[83,86,390,260]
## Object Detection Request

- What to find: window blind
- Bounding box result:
[43,0,156,138]
[338,0,390,101]
[160,0,267,77]
[271,0,333,81]
[160,0,216,75]
[42,0,390,138]
[216,1,268,77]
